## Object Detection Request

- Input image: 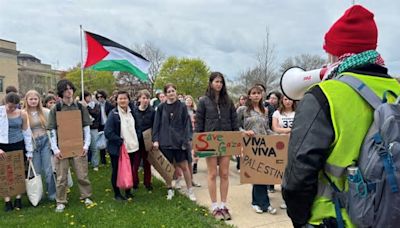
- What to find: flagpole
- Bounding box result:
[80,25,85,101]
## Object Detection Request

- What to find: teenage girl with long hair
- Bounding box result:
[195,72,238,220]
[237,86,277,215]
[23,90,56,202]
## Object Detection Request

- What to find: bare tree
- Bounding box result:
[115,71,151,97]
[280,54,327,73]
[133,41,166,95]
[256,27,279,91]
[235,27,280,93]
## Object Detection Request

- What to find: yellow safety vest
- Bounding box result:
[309,72,400,227]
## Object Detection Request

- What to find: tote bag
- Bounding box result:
[25,160,43,206]
[116,144,133,189]
[96,131,107,150]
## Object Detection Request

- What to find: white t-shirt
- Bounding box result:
[272,110,295,129]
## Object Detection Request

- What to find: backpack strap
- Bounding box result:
[322,172,345,228]
[336,75,382,110]
[381,141,399,193]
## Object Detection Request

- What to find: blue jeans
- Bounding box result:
[252,184,271,211]
[89,129,100,168]
[32,134,56,200]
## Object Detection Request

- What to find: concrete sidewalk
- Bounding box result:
[154,158,292,228]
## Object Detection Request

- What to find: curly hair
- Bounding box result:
[57,79,76,98]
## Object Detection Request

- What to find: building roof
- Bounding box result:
[18,53,41,63]
[0,38,16,44]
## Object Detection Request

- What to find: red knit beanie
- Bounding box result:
[323,5,378,57]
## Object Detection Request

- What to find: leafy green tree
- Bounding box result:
[65,66,116,96]
[154,57,210,99]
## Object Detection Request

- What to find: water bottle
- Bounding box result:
[347,166,367,197]
[347,166,359,182]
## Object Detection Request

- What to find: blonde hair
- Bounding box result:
[185,95,197,111]
[23,90,47,128]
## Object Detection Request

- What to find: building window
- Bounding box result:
[0,77,4,93]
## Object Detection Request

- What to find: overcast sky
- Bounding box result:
[1,0,399,79]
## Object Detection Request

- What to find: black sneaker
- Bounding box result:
[4,201,13,212]
[14,198,22,210]
[114,194,127,201]
[146,185,153,192]
[193,163,198,174]
[125,192,134,199]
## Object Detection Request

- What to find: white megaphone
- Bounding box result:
[280,64,337,101]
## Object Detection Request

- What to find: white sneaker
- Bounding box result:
[252,205,263,214]
[174,177,182,190]
[187,188,196,201]
[267,206,277,215]
[93,167,99,171]
[280,203,287,209]
[55,204,65,213]
[192,181,201,187]
[84,198,94,206]
[167,189,174,200]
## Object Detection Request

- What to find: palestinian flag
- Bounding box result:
[83,31,150,81]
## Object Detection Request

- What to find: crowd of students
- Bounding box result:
[0,73,295,221]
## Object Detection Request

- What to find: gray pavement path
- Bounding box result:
[153,158,292,228]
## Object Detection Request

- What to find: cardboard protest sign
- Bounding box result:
[192,131,242,157]
[0,150,26,197]
[240,135,289,185]
[142,128,153,152]
[56,110,83,158]
[147,149,175,183]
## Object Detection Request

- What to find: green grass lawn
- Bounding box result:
[0,164,231,228]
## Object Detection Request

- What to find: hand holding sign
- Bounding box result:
[55,152,63,160]
[0,149,5,160]
[153,141,159,151]
[244,130,255,137]
[82,148,88,157]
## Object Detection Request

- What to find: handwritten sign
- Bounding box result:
[56,110,83,158]
[240,135,289,185]
[142,129,153,152]
[0,150,26,197]
[147,149,175,183]
[192,131,242,157]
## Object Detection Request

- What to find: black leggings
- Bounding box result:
[110,153,135,196]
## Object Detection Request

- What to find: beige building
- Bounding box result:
[0,39,19,100]
[0,38,62,100]
[18,53,62,96]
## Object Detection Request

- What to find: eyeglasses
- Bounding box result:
[97,95,103,99]
[166,90,176,94]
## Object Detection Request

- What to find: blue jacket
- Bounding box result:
[104,104,141,156]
